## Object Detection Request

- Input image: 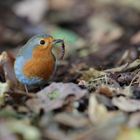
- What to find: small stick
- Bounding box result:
[24,85,29,94]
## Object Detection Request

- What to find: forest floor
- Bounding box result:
[0,0,140,140]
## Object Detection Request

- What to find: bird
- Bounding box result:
[14,34,65,89]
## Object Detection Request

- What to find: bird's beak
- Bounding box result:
[52,39,65,59]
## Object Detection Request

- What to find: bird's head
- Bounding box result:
[25,34,65,59]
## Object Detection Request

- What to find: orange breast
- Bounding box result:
[23,46,55,80]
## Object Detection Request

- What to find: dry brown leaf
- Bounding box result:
[0,51,17,84]
[26,82,87,113]
[54,112,90,128]
[72,112,126,140]
[116,127,140,140]
[105,59,140,73]
[13,0,48,23]
[49,0,75,11]
[131,31,140,44]
[128,112,140,128]
[0,52,18,95]
[98,85,114,97]
[88,94,113,124]
[0,121,17,140]
[89,16,123,45]
[112,96,140,112]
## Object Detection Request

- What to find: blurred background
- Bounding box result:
[1,1,140,140]
[1,0,140,69]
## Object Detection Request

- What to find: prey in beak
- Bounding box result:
[52,39,65,59]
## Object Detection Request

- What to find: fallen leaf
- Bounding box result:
[54,112,90,128]
[89,16,123,45]
[13,0,48,23]
[0,121,17,140]
[7,120,41,140]
[112,96,140,112]
[105,59,140,73]
[98,85,115,97]
[88,94,112,124]
[128,112,140,128]
[131,31,140,44]
[0,81,10,106]
[0,52,18,97]
[0,51,17,84]
[73,112,126,140]
[26,82,87,113]
[117,127,140,140]
[50,0,75,11]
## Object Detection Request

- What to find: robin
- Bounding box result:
[14,34,65,88]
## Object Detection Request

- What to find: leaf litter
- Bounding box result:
[1,0,140,140]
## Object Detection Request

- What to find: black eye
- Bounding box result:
[40,40,45,45]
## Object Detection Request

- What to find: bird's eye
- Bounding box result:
[40,40,45,45]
